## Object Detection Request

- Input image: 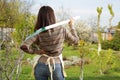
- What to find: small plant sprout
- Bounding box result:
[96,7,103,56]
[108,4,115,40]
[96,7,103,74]
[79,40,90,80]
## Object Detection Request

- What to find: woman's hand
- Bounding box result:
[20,45,29,53]
[20,45,46,55]
[68,18,74,28]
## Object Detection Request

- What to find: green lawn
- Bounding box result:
[18,44,120,80]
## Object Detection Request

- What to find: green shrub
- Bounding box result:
[102,39,120,51]
[102,22,120,51]
[102,40,112,50]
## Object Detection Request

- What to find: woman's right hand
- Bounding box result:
[68,19,74,28]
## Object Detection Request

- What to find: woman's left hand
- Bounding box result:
[20,45,29,53]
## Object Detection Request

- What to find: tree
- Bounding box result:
[0,0,20,28]
[87,16,98,33]
[75,20,92,42]
[0,0,35,80]
[0,0,21,41]
[56,6,71,21]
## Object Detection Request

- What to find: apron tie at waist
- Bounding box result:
[43,54,58,80]
[33,54,67,80]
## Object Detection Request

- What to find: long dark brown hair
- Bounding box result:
[34,6,56,31]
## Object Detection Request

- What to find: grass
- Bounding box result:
[62,45,80,57]
[19,62,120,80]
[65,66,120,80]
[18,44,120,80]
[65,64,120,80]
[64,44,120,80]
[1,44,120,80]
[18,64,34,80]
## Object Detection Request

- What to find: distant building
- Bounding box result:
[91,28,115,43]
[0,27,15,41]
[102,28,115,40]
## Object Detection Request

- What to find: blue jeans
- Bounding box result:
[34,62,65,80]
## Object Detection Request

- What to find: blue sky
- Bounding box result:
[29,0,120,26]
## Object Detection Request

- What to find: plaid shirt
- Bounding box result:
[21,26,79,56]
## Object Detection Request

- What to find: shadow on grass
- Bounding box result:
[66,76,120,80]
